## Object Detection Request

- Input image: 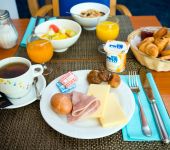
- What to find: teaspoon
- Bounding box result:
[33,77,41,100]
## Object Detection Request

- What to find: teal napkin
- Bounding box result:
[20,17,56,47]
[121,73,170,141]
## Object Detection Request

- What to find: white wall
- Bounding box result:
[0,0,19,19]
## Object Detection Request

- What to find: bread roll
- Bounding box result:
[51,93,72,115]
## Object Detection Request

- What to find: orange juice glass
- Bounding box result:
[27,39,53,63]
[27,34,54,75]
[96,18,119,42]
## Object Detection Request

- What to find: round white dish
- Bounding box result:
[70,2,110,30]
[40,70,135,139]
[6,75,46,109]
[35,19,82,52]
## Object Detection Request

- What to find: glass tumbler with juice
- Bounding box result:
[27,34,53,75]
[96,18,119,42]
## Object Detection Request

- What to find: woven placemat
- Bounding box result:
[16,16,134,60]
[1,16,169,150]
[0,60,169,150]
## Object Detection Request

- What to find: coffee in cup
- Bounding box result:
[0,57,43,99]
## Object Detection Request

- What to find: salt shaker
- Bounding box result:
[0,10,18,49]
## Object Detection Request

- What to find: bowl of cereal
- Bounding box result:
[34,19,82,52]
[70,2,110,30]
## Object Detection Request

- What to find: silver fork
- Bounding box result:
[129,71,152,137]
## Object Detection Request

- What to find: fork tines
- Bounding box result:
[129,71,138,87]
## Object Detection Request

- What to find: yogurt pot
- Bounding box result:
[104,40,129,73]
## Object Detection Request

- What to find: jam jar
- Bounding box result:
[0,10,18,49]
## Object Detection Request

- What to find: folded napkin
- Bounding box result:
[121,73,170,141]
[0,92,13,108]
[20,17,56,47]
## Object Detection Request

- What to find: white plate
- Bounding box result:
[6,75,46,109]
[40,70,135,139]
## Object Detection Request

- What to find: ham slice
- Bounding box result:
[67,91,100,123]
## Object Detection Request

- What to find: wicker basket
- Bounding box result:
[127,26,170,72]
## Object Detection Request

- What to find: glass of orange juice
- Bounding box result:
[27,34,53,75]
[96,17,119,42]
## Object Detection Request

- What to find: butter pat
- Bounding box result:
[87,84,110,118]
[99,93,128,128]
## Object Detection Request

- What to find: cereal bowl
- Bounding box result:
[35,19,82,52]
[128,26,170,71]
[70,2,110,30]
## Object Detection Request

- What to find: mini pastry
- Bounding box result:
[159,55,170,60]
[87,70,102,84]
[144,43,159,57]
[164,32,170,45]
[138,37,154,47]
[108,73,121,88]
[154,37,168,53]
[160,49,170,56]
[143,37,154,43]
[138,41,151,53]
[154,27,168,39]
[98,69,112,81]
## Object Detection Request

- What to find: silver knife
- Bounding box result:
[140,69,170,143]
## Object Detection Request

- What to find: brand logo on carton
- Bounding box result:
[106,55,120,64]
[109,44,123,50]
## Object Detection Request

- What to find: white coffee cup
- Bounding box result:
[0,57,43,99]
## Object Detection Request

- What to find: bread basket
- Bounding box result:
[127,26,170,72]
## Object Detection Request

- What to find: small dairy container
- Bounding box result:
[104,40,129,72]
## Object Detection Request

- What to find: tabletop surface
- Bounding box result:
[0,16,169,114]
[0,16,170,149]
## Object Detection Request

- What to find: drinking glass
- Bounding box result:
[26,34,53,75]
[96,17,119,54]
[96,17,119,42]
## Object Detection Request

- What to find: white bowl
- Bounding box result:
[70,2,110,30]
[35,19,82,52]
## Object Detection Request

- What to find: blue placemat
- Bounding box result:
[20,17,57,47]
[121,73,170,141]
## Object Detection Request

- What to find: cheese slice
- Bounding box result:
[87,84,110,118]
[99,93,128,128]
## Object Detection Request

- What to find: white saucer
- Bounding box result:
[5,75,46,109]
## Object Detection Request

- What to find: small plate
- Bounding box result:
[5,75,46,109]
[40,70,135,139]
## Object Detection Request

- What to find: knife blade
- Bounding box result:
[140,69,170,143]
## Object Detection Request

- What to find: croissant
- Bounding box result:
[154,37,168,53]
[159,55,170,60]
[160,49,170,56]
[154,27,168,39]
[144,43,159,57]
[138,41,150,53]
[164,33,170,45]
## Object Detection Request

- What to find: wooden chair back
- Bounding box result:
[28,0,131,17]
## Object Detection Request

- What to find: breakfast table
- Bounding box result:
[0,15,170,149]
